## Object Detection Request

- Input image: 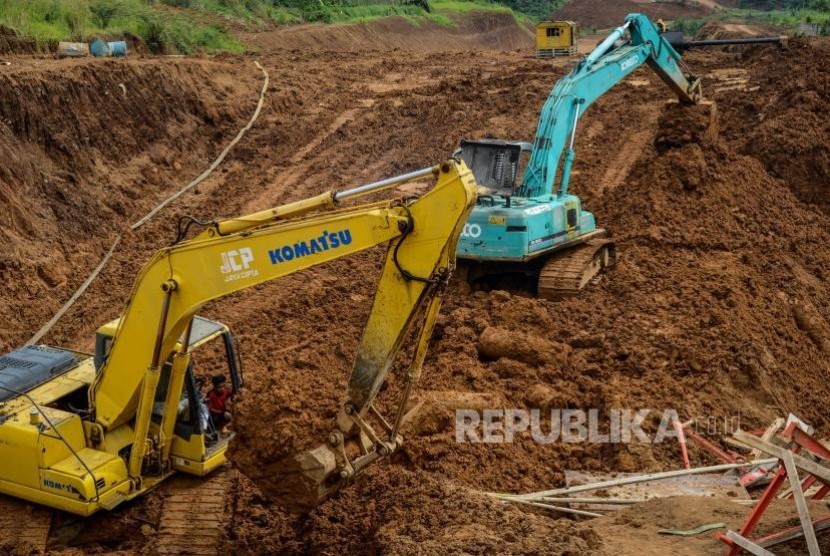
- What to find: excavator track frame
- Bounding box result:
[537,238,617,298]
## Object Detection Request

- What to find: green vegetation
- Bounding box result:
[671,15,708,36]
[277,0,523,25]
[499,0,564,22]
[739,0,830,10]
[0,0,535,54]
[0,0,254,52]
[669,6,830,37]
[432,0,528,25]
[665,0,830,37]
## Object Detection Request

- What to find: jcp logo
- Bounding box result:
[461,224,482,238]
[220,247,254,274]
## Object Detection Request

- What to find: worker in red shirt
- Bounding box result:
[207,374,234,434]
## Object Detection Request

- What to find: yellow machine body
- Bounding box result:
[0,160,477,516]
[536,20,579,57]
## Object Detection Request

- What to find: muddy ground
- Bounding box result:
[1,13,830,555]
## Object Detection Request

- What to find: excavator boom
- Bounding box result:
[0,160,477,515]
[456,13,701,297]
[521,13,701,199]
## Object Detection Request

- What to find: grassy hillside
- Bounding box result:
[0,0,533,54]
[0,0,264,52]
[671,5,830,36]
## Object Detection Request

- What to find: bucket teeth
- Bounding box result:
[537,239,617,299]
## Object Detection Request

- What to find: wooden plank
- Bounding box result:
[733,430,830,485]
[750,418,785,461]
[502,497,604,518]
[561,471,750,512]
[510,460,776,501]
[725,530,776,556]
[781,451,821,556]
[539,496,642,505]
[757,516,830,549]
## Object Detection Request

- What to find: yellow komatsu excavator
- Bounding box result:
[0,160,477,516]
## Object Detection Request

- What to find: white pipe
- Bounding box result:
[505,459,778,501]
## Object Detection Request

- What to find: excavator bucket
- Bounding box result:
[654,100,718,153]
[247,429,382,513]
[252,443,340,513]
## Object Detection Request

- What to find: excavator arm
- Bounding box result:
[520,13,702,199]
[89,160,477,510]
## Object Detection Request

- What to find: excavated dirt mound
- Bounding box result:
[228,466,601,554]
[241,12,533,52]
[225,39,830,552]
[553,0,711,29]
[722,38,830,215]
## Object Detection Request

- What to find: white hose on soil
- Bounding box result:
[26,60,270,346]
[131,61,270,230]
[26,235,122,346]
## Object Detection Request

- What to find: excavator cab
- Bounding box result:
[94,316,243,474]
[0,159,477,516]
[456,139,532,199]
[455,136,611,298]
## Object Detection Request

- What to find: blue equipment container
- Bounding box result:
[108,41,128,57]
[90,38,111,57]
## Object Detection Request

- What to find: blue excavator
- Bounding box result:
[456,14,702,297]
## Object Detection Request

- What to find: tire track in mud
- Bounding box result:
[241,106,366,213]
[150,470,234,555]
[598,101,663,193]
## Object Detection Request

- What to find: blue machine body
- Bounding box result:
[457,14,701,263]
[459,190,597,262]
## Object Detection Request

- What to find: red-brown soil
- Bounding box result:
[0,25,39,54]
[240,12,534,52]
[0,56,260,352]
[554,0,711,29]
[1,13,829,555]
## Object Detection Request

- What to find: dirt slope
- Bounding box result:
[0,57,259,351]
[241,11,533,52]
[1,14,829,556]
[554,0,711,28]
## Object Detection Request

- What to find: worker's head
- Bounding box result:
[211,374,227,389]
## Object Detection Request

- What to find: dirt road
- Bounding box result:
[1,14,830,554]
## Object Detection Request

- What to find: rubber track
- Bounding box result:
[0,495,51,552]
[538,239,615,298]
[152,470,233,555]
